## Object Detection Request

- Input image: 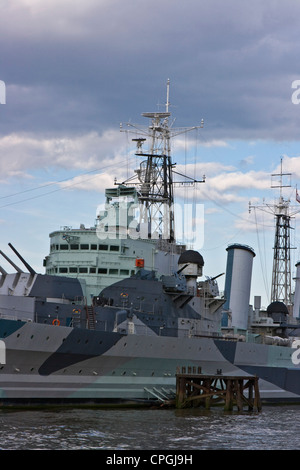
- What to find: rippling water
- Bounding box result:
[0,405,299,450]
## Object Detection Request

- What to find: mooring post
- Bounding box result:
[204,378,211,410]
[236,379,244,411]
[254,377,262,412]
[176,375,185,408]
[248,380,253,411]
[175,370,262,412]
[224,378,233,411]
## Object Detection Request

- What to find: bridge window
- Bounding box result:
[109,269,118,275]
[110,245,119,252]
[99,244,108,250]
[79,267,88,273]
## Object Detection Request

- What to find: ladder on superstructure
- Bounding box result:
[85,304,96,330]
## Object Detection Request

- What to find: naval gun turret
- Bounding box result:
[177,250,204,295]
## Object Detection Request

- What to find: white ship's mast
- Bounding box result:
[118,79,205,242]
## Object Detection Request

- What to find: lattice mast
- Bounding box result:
[119,79,205,242]
[250,159,296,306]
[136,102,175,241]
[270,164,292,305]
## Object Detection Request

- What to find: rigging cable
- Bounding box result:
[0,156,137,209]
[253,207,270,303]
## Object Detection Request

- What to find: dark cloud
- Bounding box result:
[1,0,300,140]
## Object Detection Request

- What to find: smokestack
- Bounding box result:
[223,244,256,330]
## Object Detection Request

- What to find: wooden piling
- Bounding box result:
[175,367,261,412]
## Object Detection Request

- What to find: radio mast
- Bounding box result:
[118,79,205,242]
[250,159,300,307]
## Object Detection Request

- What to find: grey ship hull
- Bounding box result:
[0,318,299,406]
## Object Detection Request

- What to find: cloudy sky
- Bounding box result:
[1,0,300,307]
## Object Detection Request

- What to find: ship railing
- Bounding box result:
[110,322,225,338]
[182,329,222,339]
[0,311,34,322]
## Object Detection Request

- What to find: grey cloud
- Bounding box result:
[1,0,300,141]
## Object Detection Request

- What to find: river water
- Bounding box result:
[0,405,299,451]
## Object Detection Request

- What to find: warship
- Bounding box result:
[0,81,300,407]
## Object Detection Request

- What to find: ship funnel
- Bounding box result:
[223,244,255,330]
[293,261,300,319]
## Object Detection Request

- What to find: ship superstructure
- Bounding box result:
[44,80,204,302]
[0,82,299,407]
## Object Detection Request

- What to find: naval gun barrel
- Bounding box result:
[0,266,7,275]
[177,263,189,275]
[8,243,36,275]
[0,250,23,273]
[209,273,225,281]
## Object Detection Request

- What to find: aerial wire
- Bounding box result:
[0,156,137,209]
[253,207,270,302]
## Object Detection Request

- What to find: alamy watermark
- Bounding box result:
[0,80,6,104]
[96,202,205,248]
[292,340,300,365]
[291,80,300,104]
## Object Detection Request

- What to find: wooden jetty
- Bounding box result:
[175,367,262,411]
